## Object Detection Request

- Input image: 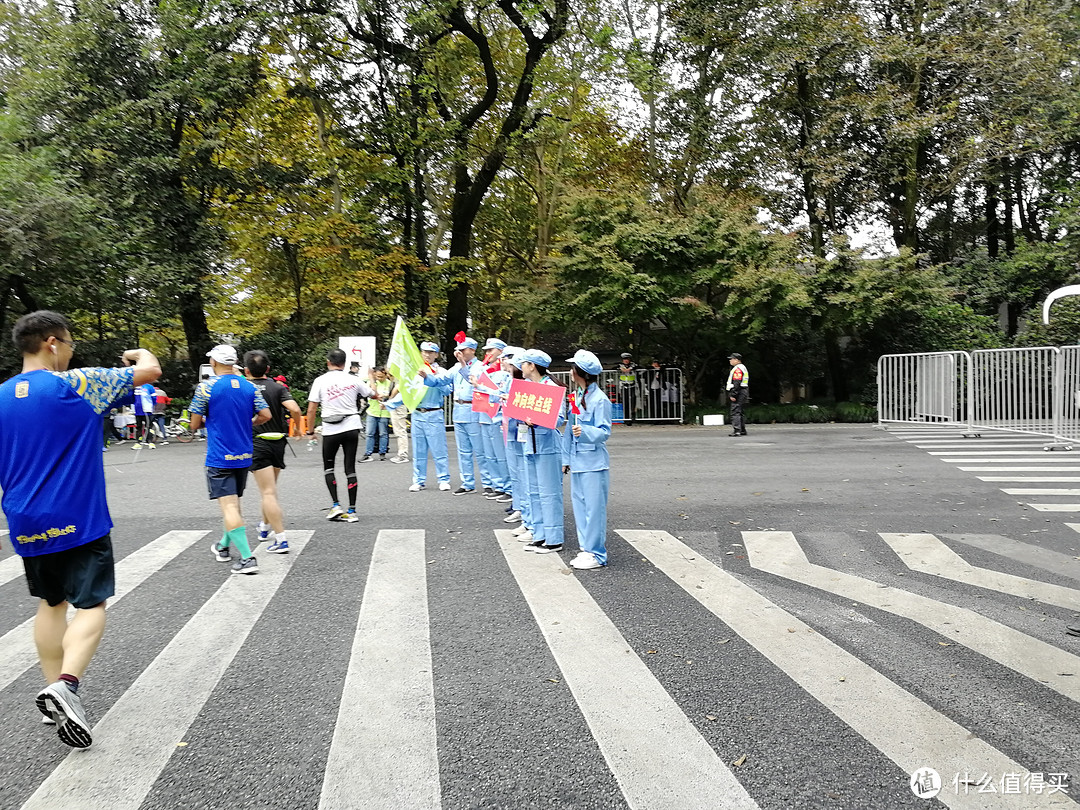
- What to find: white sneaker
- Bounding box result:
[515,531,534,543]
[511,525,530,536]
[438,482,451,491]
[390,455,409,464]
[502,510,522,524]
[408,483,424,492]
[326,505,346,521]
[571,553,604,570]
[341,511,359,523]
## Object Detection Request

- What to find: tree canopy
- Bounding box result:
[2,0,1078,403]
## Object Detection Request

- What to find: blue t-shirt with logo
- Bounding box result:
[190,374,268,469]
[0,366,135,557]
[133,383,155,415]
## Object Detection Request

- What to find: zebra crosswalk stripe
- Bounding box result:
[619,530,1078,810]
[319,529,440,810]
[0,530,210,694]
[496,530,759,810]
[880,532,1080,611]
[741,531,1080,703]
[20,531,313,810]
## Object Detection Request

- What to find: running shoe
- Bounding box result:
[265,539,289,554]
[147,443,156,450]
[409,483,424,492]
[36,682,92,749]
[211,542,231,562]
[503,511,522,523]
[341,511,360,523]
[523,539,545,551]
[359,455,374,463]
[131,443,142,450]
[453,487,474,496]
[231,556,259,575]
[495,494,513,504]
[326,505,346,521]
[438,482,451,491]
[257,524,272,542]
[390,455,409,464]
[482,487,495,496]
[515,531,535,543]
[511,524,530,536]
[379,454,387,461]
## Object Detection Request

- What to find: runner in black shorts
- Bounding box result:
[0,310,161,749]
[244,350,301,553]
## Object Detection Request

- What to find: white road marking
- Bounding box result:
[497,530,759,810]
[1000,489,1080,495]
[1027,504,1080,512]
[880,533,1080,611]
[978,477,1080,482]
[943,457,1080,463]
[944,534,1080,584]
[961,467,1080,472]
[320,530,440,810]
[741,531,1080,703]
[0,530,209,694]
[20,532,312,810]
[619,530,1074,810]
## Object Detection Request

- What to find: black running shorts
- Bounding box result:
[250,437,287,471]
[23,535,115,609]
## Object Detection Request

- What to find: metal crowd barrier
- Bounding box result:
[969,347,1058,438]
[878,346,1080,448]
[877,352,971,428]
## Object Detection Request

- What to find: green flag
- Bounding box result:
[387,316,426,411]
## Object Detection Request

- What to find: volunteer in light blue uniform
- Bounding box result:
[409,341,452,492]
[562,350,612,569]
[515,349,566,554]
[424,335,482,494]
[0,309,162,750]
[190,345,271,575]
[491,347,529,527]
[476,337,510,498]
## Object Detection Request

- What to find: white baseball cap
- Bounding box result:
[207,345,238,364]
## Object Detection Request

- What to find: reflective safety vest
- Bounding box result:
[618,364,636,385]
[726,363,749,390]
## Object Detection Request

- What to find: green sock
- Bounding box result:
[218,534,230,549]
[226,526,252,559]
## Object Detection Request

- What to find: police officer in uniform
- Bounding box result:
[617,352,637,425]
[726,353,749,436]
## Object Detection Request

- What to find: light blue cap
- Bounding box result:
[514,348,551,368]
[502,345,523,360]
[455,337,479,350]
[419,341,439,352]
[483,338,507,351]
[567,349,603,375]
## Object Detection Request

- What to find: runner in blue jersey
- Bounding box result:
[189,345,271,575]
[0,310,161,749]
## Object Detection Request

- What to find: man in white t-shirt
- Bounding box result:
[305,348,375,522]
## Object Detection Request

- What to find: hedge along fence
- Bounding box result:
[745,402,877,424]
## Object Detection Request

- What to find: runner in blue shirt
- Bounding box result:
[0,310,161,749]
[190,345,271,575]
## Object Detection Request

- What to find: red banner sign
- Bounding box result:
[503,378,566,429]
[471,391,500,417]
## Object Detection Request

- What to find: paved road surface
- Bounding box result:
[1,423,1077,809]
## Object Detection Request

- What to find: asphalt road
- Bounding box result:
[0,423,1077,810]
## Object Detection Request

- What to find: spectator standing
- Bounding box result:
[0,310,160,748]
[726,353,749,437]
[152,385,170,445]
[361,367,393,462]
[132,380,156,448]
[617,352,638,425]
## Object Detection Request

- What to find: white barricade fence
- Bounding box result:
[969,347,1058,438]
[879,346,1080,448]
[1055,347,1080,446]
[877,352,971,427]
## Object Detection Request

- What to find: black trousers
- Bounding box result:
[729,389,748,433]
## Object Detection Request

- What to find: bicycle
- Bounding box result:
[166,414,196,443]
